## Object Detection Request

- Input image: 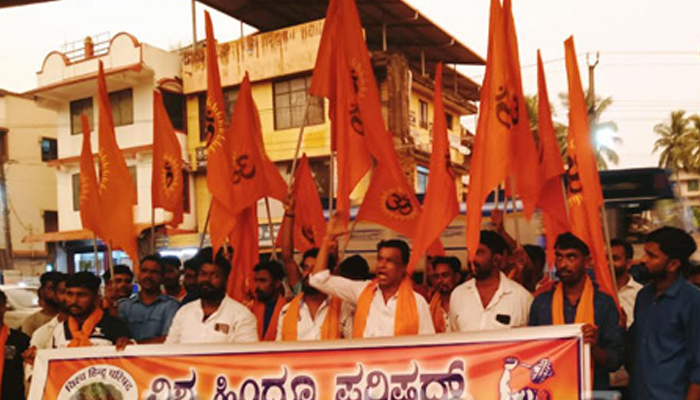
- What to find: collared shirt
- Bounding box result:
[449,272,533,332]
[631,277,700,400]
[30,315,61,349]
[275,296,354,341]
[309,270,435,338]
[118,293,180,341]
[51,313,132,348]
[617,276,643,328]
[21,310,55,337]
[529,284,623,390]
[165,296,258,344]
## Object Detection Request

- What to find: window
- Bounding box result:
[109,89,133,127]
[417,166,429,194]
[198,87,238,142]
[41,138,57,162]
[689,179,699,192]
[72,173,80,211]
[70,97,93,135]
[419,100,428,129]
[182,170,190,213]
[162,90,186,132]
[273,76,324,130]
[128,166,137,201]
[0,130,7,162]
[446,113,454,131]
[43,210,58,233]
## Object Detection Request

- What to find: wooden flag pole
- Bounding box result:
[93,234,100,275]
[288,101,311,188]
[328,151,335,217]
[264,197,278,260]
[107,240,115,293]
[494,183,501,211]
[509,176,521,245]
[150,206,156,254]
[339,218,359,261]
[199,202,213,249]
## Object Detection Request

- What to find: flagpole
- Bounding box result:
[107,240,115,293]
[264,197,278,260]
[288,101,311,188]
[509,176,521,245]
[150,206,156,254]
[339,218,359,261]
[560,175,570,218]
[93,234,100,275]
[494,184,500,211]
[328,151,335,217]
[200,202,212,249]
[600,206,620,297]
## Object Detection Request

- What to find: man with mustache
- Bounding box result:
[101,264,134,317]
[450,231,532,332]
[529,232,623,391]
[428,256,461,333]
[119,255,180,343]
[51,272,131,349]
[251,261,286,341]
[166,248,258,344]
[310,212,434,338]
[21,271,63,336]
[630,227,700,400]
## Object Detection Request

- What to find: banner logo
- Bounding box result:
[58,365,137,400]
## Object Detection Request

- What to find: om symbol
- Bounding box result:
[164,161,174,188]
[232,154,256,184]
[205,106,217,147]
[566,154,582,195]
[385,193,414,216]
[495,86,519,128]
[301,224,315,245]
[349,102,364,136]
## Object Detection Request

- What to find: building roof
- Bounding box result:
[199,0,484,99]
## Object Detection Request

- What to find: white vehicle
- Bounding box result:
[0,285,40,329]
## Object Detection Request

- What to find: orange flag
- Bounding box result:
[465,0,511,261]
[96,61,139,265]
[276,154,326,252]
[79,115,102,237]
[536,51,570,268]
[407,64,460,272]
[309,0,382,215]
[564,37,617,303]
[227,206,259,302]
[203,11,236,255]
[152,90,184,228]
[503,0,542,217]
[224,73,287,216]
[355,149,422,238]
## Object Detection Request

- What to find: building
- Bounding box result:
[181,0,484,252]
[0,89,57,277]
[26,33,196,273]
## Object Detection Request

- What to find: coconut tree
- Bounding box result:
[653,110,697,179]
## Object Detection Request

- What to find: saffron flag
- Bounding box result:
[152,90,184,228]
[203,11,236,255]
[503,0,542,218]
[227,206,259,302]
[79,115,102,237]
[309,0,379,215]
[276,154,326,252]
[564,37,617,303]
[223,73,286,216]
[96,61,139,266]
[465,0,511,261]
[536,51,570,267]
[407,64,460,273]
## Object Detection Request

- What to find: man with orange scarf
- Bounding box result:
[310,212,434,338]
[529,233,623,391]
[0,289,30,399]
[428,256,462,333]
[50,272,131,349]
[251,261,287,341]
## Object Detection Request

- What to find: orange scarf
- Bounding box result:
[0,325,8,395]
[353,278,418,338]
[552,275,595,325]
[280,294,342,341]
[429,293,447,333]
[68,307,104,348]
[253,295,286,341]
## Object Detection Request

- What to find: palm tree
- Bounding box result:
[557,91,621,170]
[653,110,696,179]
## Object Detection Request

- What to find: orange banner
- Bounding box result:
[30,325,589,399]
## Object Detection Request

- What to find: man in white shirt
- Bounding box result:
[310,212,434,338]
[450,230,532,332]
[611,239,642,328]
[166,248,258,344]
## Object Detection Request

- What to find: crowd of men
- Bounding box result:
[2,205,699,399]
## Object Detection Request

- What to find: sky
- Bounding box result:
[1,0,700,170]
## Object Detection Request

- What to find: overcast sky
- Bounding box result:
[1,0,699,170]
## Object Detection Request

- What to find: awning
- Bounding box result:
[23,229,94,243]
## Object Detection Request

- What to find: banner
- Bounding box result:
[30,325,590,400]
